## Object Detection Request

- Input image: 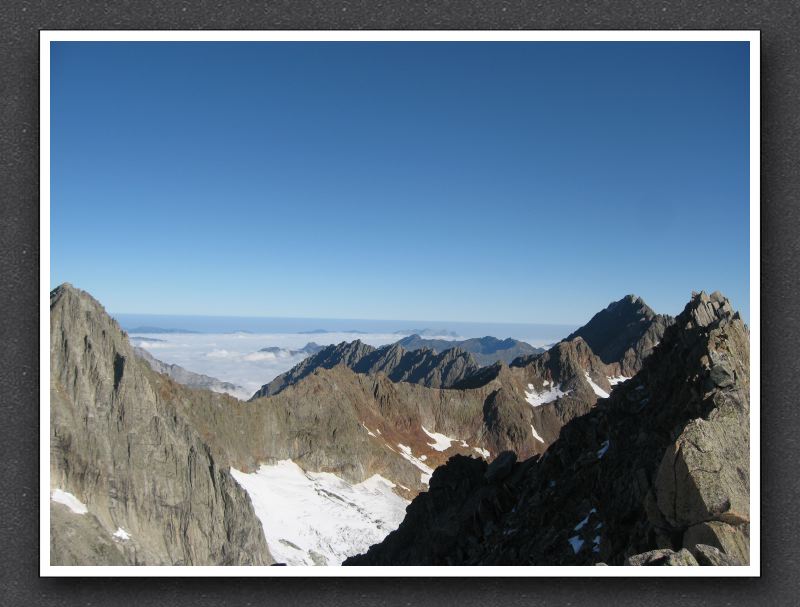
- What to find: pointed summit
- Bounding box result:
[566,295,673,375]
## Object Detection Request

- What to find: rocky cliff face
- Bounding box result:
[345,291,749,566]
[50,284,273,566]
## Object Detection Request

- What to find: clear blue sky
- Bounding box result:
[51,41,750,324]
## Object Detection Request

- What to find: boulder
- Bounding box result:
[692,543,741,566]
[655,413,749,528]
[626,548,699,566]
[683,521,750,565]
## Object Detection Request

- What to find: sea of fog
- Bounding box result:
[114,313,576,400]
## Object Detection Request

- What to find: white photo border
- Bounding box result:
[40,29,760,578]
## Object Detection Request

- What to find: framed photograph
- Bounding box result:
[41,30,758,578]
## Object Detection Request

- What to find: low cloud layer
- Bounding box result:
[130,331,403,399]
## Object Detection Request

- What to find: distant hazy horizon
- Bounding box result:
[113,311,577,344]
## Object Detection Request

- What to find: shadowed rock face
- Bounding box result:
[345,291,749,566]
[49,284,273,566]
[563,294,674,376]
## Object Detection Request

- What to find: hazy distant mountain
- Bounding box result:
[296,329,368,335]
[394,329,460,338]
[127,326,200,334]
[396,334,544,366]
[258,342,325,356]
[133,346,244,397]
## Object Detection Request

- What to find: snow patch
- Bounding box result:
[568,535,585,554]
[573,508,597,531]
[584,372,610,399]
[397,444,434,485]
[530,423,545,444]
[597,440,610,459]
[230,461,409,566]
[607,375,629,386]
[473,447,490,459]
[360,422,377,438]
[51,489,88,515]
[421,426,456,452]
[113,527,131,541]
[524,382,571,407]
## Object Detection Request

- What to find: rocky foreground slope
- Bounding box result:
[345,292,749,566]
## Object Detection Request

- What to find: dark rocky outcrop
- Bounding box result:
[396,335,544,366]
[345,291,749,567]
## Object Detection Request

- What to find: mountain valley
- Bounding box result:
[48,284,747,568]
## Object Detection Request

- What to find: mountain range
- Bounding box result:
[258,342,325,356]
[48,283,747,567]
[395,334,544,366]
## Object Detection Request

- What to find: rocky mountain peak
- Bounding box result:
[565,294,674,376]
[683,290,738,329]
[345,290,750,567]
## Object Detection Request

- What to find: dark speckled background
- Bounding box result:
[1,2,797,605]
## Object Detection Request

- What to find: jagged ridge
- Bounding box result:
[250,339,480,399]
[345,291,749,566]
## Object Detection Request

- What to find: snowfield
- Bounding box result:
[51,489,88,515]
[584,372,610,399]
[525,381,571,407]
[230,460,409,566]
[421,426,457,452]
